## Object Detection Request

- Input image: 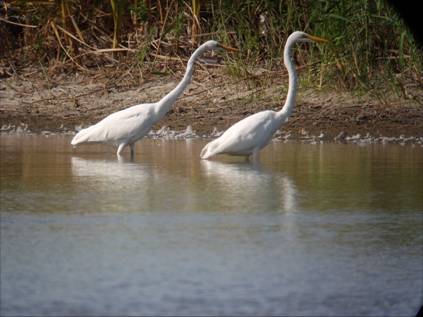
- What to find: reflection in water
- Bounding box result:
[71,156,150,180]
[71,154,299,214]
[70,155,203,213]
[280,176,297,213]
[200,160,297,213]
[200,160,300,242]
[1,136,422,316]
[71,156,159,213]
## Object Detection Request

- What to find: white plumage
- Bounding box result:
[71,40,236,157]
[71,103,156,153]
[201,110,284,159]
[200,31,327,160]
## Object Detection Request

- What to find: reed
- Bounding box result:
[1,0,421,95]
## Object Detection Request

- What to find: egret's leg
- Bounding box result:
[117,143,127,156]
[250,149,260,163]
[130,144,135,159]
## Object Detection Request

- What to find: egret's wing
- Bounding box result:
[215,110,277,154]
[72,103,156,144]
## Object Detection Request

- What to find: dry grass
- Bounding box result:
[1,0,422,97]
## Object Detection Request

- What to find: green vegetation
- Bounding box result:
[1,0,421,95]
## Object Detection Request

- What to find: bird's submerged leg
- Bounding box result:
[249,149,260,163]
[117,143,127,156]
[130,144,135,159]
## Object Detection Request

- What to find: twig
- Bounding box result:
[21,86,107,105]
[72,48,135,62]
[194,31,236,37]
[149,53,187,62]
[91,48,135,54]
[55,23,95,50]
[50,21,88,72]
[0,17,37,28]
[70,15,85,42]
[154,0,173,57]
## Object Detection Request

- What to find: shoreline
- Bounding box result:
[1,67,422,143]
[2,124,422,146]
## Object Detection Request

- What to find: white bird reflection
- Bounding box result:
[70,155,298,214]
[71,155,198,213]
[71,156,157,212]
[200,160,298,213]
[71,156,152,180]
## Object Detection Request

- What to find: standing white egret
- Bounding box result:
[71,40,236,157]
[200,31,327,160]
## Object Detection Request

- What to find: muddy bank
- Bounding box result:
[1,66,422,141]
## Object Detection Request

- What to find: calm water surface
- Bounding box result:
[1,135,422,316]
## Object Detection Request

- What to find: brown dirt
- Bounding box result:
[1,65,422,139]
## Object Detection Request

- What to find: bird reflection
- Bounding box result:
[200,160,297,213]
[71,155,199,213]
[71,156,298,214]
[71,156,155,192]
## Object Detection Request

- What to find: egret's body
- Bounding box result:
[202,110,283,158]
[71,103,157,155]
[200,31,327,160]
[71,40,234,156]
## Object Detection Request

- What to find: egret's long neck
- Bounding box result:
[277,38,298,121]
[155,45,206,116]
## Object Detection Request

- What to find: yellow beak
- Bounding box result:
[306,34,329,43]
[218,43,238,52]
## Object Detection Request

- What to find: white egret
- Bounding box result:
[71,40,236,156]
[200,31,327,160]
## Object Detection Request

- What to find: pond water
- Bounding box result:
[1,135,422,316]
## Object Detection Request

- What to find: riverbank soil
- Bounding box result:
[1,64,422,139]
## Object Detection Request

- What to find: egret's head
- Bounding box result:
[203,40,219,50]
[289,31,328,44]
[203,40,238,52]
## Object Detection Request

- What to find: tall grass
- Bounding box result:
[208,0,422,94]
[1,0,421,94]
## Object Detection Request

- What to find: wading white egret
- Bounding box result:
[200,31,327,160]
[71,40,236,157]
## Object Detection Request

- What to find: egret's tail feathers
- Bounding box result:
[71,126,94,145]
[200,145,209,159]
[71,134,84,146]
[200,142,217,159]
